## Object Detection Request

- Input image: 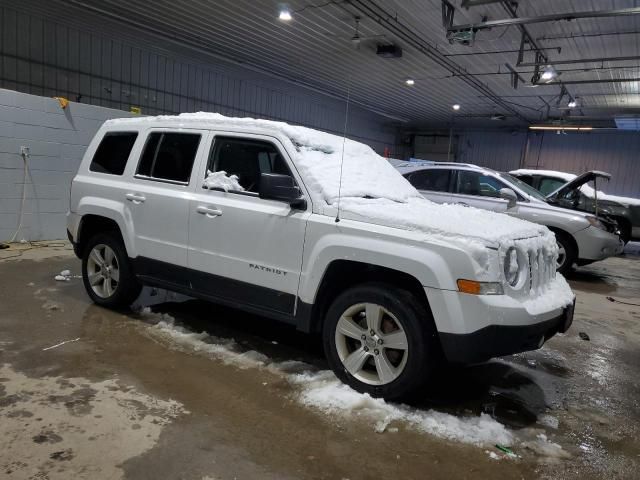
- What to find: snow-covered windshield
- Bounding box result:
[499,173,547,202]
[285,127,421,205]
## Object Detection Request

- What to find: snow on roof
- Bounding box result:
[510,169,576,182]
[108,113,552,255]
[107,112,417,204]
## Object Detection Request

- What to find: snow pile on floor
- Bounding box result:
[138,308,512,447]
[54,270,72,281]
[520,432,571,459]
[136,307,575,458]
[138,308,268,370]
[289,369,513,446]
[203,170,244,192]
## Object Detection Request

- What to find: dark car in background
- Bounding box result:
[510,169,640,243]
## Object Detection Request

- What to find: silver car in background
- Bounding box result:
[395,161,624,274]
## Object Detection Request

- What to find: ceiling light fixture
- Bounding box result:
[452,104,461,110]
[540,66,557,82]
[278,8,292,21]
[529,125,592,131]
[405,78,415,86]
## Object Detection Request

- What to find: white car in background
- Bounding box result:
[395,161,624,275]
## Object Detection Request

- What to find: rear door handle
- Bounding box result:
[196,205,223,217]
[125,193,146,203]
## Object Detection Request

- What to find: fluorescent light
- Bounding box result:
[529,125,592,131]
[405,79,415,86]
[452,104,461,110]
[279,9,292,21]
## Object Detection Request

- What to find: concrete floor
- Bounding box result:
[1,243,639,480]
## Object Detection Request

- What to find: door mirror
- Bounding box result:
[259,173,306,209]
[499,188,518,209]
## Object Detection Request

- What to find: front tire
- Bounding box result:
[81,233,141,308]
[323,282,440,401]
[554,230,577,276]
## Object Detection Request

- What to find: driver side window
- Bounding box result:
[207,137,293,193]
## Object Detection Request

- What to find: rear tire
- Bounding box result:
[81,233,141,308]
[554,230,577,276]
[322,282,440,401]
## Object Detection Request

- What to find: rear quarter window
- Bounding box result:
[89,132,138,175]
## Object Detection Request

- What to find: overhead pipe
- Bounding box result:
[447,6,640,33]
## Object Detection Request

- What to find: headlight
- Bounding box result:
[503,247,520,287]
[586,215,606,231]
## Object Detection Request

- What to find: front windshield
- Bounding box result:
[498,172,548,202]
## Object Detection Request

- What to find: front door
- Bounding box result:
[188,133,310,316]
[449,170,512,213]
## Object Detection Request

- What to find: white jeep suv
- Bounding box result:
[67,113,575,400]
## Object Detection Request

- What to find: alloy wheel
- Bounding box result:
[334,303,409,385]
[86,244,120,298]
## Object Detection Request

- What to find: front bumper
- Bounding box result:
[439,300,575,364]
[573,225,624,261]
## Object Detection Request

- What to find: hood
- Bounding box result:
[337,197,549,247]
[546,170,611,200]
[337,197,556,275]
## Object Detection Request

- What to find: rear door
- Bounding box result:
[125,129,209,273]
[449,170,512,212]
[405,168,453,204]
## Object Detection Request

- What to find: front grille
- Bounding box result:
[526,247,555,293]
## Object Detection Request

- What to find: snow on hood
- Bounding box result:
[108,113,550,247]
[511,168,640,207]
[336,196,550,247]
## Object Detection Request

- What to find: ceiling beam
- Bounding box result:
[447,7,640,33]
[444,46,560,57]
[461,0,515,7]
[534,78,640,86]
[518,54,640,67]
[347,0,531,124]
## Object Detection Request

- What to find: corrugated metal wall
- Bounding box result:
[457,131,527,173]
[0,3,397,153]
[456,130,640,198]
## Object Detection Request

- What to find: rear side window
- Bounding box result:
[89,132,138,175]
[408,169,451,192]
[137,132,201,183]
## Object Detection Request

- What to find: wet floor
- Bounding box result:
[1,245,639,479]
